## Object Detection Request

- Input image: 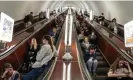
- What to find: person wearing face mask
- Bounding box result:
[1,63,20,80]
[84,44,98,75]
[108,57,133,80]
[108,18,118,34]
[23,35,55,80]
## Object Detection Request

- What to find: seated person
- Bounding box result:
[108,18,118,34]
[1,63,20,80]
[23,38,40,72]
[78,30,85,41]
[83,27,89,36]
[23,35,55,80]
[49,27,57,44]
[75,20,80,28]
[79,39,86,54]
[82,37,91,52]
[108,57,133,80]
[89,31,97,45]
[84,44,98,75]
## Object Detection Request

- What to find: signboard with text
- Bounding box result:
[124,20,133,47]
[0,12,14,42]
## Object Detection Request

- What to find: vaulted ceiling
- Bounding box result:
[0,1,133,25]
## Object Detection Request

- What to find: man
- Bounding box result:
[84,44,98,75]
[98,13,105,25]
[1,63,20,80]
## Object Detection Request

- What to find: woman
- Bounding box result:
[108,57,133,80]
[108,18,118,34]
[23,38,40,72]
[1,63,20,80]
[23,35,55,80]
[82,37,91,52]
[78,30,85,41]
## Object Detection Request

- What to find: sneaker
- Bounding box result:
[92,72,97,76]
[89,71,93,75]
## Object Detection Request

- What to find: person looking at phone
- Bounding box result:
[108,57,133,80]
[1,63,20,80]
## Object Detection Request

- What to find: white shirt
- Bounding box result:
[114,23,118,34]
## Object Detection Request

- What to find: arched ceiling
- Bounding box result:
[0,1,133,25]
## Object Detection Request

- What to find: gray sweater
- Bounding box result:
[32,44,53,68]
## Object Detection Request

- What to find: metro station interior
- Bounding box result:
[0,1,133,80]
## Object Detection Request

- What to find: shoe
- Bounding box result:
[89,71,93,75]
[92,72,97,76]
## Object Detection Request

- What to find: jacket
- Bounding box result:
[32,44,53,68]
[84,51,97,63]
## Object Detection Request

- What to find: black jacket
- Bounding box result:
[84,51,96,63]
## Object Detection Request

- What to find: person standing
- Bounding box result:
[108,18,118,34]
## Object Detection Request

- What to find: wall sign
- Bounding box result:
[0,12,14,42]
[90,10,93,21]
[124,20,133,47]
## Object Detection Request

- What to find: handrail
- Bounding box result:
[0,12,64,60]
[85,16,124,42]
[94,21,124,42]
[93,15,124,29]
[14,15,39,26]
[74,20,93,80]
[13,14,57,37]
[13,18,47,37]
[104,19,124,29]
[87,20,133,64]
[38,13,66,80]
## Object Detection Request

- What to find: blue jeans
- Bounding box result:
[23,65,45,80]
[87,57,98,73]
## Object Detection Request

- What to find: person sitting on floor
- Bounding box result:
[108,57,133,80]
